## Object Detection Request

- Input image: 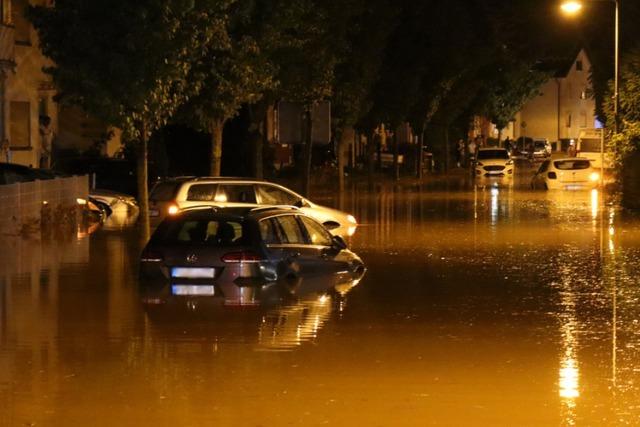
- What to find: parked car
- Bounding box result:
[139,206,366,304]
[531,158,600,190]
[532,139,552,159]
[0,162,60,185]
[474,148,514,181]
[148,177,358,237]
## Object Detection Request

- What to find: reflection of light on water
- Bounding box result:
[560,357,580,398]
[490,187,499,224]
[590,189,599,220]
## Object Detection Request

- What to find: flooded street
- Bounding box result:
[2,182,640,425]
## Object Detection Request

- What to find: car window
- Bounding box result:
[299,216,333,246]
[554,160,591,170]
[150,182,180,201]
[186,184,219,201]
[219,184,257,203]
[256,184,299,206]
[259,218,281,245]
[477,150,509,160]
[273,215,305,244]
[157,219,244,245]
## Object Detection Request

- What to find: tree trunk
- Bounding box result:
[210,118,224,177]
[137,121,150,241]
[392,130,399,181]
[497,128,503,147]
[416,130,424,179]
[302,108,313,197]
[367,129,376,190]
[444,126,450,172]
[337,127,352,194]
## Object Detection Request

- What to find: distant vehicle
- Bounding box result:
[139,206,366,303]
[511,137,549,160]
[576,128,614,170]
[148,177,358,237]
[474,148,514,180]
[531,158,600,190]
[532,139,552,159]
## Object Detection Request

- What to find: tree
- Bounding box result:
[180,1,276,177]
[30,0,219,233]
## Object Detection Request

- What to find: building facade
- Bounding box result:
[0,0,119,168]
[507,49,598,147]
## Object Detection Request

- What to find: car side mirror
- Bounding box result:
[332,235,348,250]
[295,199,309,208]
[322,221,341,231]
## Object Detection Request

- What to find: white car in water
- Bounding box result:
[148,177,358,237]
[531,158,600,190]
[474,148,514,181]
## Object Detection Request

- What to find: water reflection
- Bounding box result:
[141,274,362,352]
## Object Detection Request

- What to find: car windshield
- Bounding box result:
[554,160,591,170]
[150,182,181,201]
[153,218,246,245]
[477,150,509,160]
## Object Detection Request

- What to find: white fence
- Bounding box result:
[0,175,88,235]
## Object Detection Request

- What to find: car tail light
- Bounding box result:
[167,204,179,215]
[221,251,263,263]
[548,172,557,180]
[141,250,163,262]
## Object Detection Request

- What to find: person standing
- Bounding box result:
[456,139,465,168]
[39,115,53,168]
[468,139,477,165]
[0,138,10,163]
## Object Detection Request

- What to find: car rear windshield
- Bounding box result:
[477,150,509,160]
[153,218,246,246]
[554,160,591,170]
[150,182,180,201]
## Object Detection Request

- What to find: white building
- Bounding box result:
[503,49,598,148]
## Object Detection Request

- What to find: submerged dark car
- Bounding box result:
[140,206,365,306]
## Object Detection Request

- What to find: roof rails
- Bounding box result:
[249,205,299,213]
[178,205,221,213]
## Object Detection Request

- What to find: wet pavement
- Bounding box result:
[2,174,640,425]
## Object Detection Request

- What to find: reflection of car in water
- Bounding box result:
[141,255,364,350]
[474,148,514,182]
[531,158,600,190]
[140,206,365,306]
[148,177,358,238]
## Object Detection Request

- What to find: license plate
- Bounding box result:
[171,267,215,279]
[149,209,159,217]
[171,285,215,296]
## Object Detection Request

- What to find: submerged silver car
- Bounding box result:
[148,177,358,237]
[140,206,365,305]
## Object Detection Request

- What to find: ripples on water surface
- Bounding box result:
[1,185,640,425]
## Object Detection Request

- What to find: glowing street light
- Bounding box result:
[560,1,583,14]
[560,0,620,133]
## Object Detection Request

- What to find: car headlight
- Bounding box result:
[506,160,513,165]
[589,172,600,182]
[477,162,484,166]
[347,214,357,224]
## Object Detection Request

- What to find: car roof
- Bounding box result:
[170,205,302,221]
[157,176,272,184]
[478,147,507,151]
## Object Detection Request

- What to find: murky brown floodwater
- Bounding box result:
[2,181,640,426]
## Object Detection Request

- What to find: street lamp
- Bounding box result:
[560,0,619,134]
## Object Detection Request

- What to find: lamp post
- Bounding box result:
[560,0,620,134]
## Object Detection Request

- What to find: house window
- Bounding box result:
[580,112,587,128]
[576,60,583,71]
[10,101,30,148]
[12,0,30,45]
[565,112,572,128]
